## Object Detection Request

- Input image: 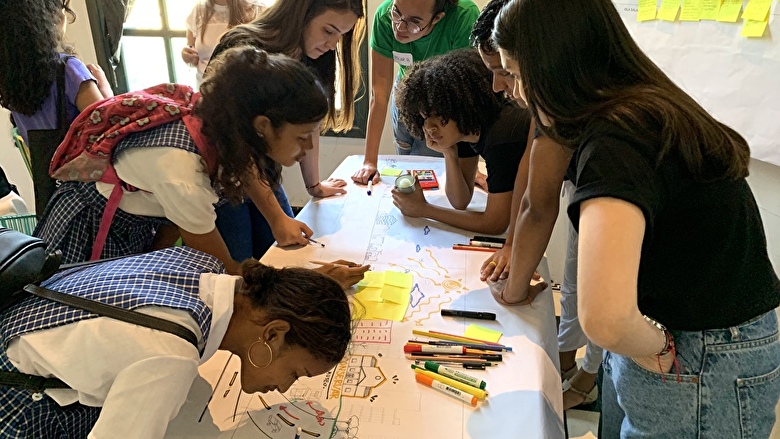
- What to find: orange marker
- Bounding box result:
[415,373,478,406]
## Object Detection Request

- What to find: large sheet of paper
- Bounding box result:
[164,156,564,439]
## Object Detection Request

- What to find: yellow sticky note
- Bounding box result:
[355,287,383,303]
[717,0,743,21]
[741,10,769,37]
[384,271,413,288]
[364,301,408,321]
[680,0,703,21]
[380,167,404,177]
[464,324,503,343]
[358,271,385,288]
[658,0,680,20]
[638,0,658,21]
[700,0,721,19]
[742,0,772,21]
[380,285,410,304]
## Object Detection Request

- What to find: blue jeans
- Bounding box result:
[601,311,780,438]
[214,184,294,261]
[390,82,442,157]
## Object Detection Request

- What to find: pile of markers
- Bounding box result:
[405,329,512,407]
[452,235,506,253]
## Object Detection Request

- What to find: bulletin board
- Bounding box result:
[612,1,780,166]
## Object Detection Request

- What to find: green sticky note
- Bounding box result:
[742,0,772,21]
[658,0,680,20]
[680,0,703,21]
[741,12,769,37]
[380,285,410,304]
[717,0,743,21]
[638,0,658,21]
[384,271,413,288]
[380,167,404,177]
[700,0,721,19]
[358,271,385,288]
[464,324,503,343]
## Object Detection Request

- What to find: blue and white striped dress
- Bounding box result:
[0,246,222,438]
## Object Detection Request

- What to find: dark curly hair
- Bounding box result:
[240,259,353,364]
[471,0,509,54]
[396,49,504,140]
[434,0,458,13]
[0,0,76,115]
[195,46,328,202]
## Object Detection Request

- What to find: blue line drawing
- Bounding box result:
[415,244,421,253]
[409,283,425,308]
[423,226,430,235]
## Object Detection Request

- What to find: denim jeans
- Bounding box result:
[214,184,294,261]
[390,82,442,157]
[601,311,780,438]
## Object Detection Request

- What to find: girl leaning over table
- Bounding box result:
[495,0,780,437]
[34,46,368,288]
[0,246,353,438]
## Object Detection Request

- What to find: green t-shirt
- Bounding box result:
[370,0,479,77]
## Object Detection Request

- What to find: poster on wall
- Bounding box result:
[611,0,780,167]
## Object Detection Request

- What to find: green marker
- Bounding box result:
[424,360,487,390]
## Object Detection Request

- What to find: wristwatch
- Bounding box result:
[643,314,674,356]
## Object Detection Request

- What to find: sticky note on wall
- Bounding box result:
[658,0,680,20]
[717,0,743,21]
[741,10,770,37]
[742,0,772,21]
[638,0,658,21]
[700,0,722,19]
[680,0,704,21]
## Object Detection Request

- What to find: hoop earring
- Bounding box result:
[247,339,274,369]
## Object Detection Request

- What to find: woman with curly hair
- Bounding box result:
[392,49,531,235]
[181,0,265,86]
[0,0,113,215]
[207,0,366,260]
[352,0,479,186]
[496,0,780,436]
[34,46,369,288]
[0,246,353,438]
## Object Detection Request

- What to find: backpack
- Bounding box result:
[49,83,217,260]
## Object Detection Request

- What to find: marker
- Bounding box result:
[408,352,503,362]
[415,373,478,406]
[411,365,488,399]
[408,340,505,352]
[441,309,497,320]
[405,354,491,364]
[403,344,496,355]
[411,329,507,348]
[294,427,301,439]
[414,359,486,370]
[472,235,506,244]
[307,237,325,247]
[468,240,504,249]
[424,361,487,389]
[367,180,373,196]
[452,244,497,253]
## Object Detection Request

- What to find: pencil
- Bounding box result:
[307,237,325,247]
[452,244,497,253]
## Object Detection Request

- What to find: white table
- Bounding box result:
[165,155,564,439]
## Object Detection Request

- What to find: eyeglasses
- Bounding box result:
[389,7,434,34]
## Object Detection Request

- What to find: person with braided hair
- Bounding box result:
[391,49,531,236]
[0,246,353,438]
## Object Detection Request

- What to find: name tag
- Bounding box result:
[393,51,413,66]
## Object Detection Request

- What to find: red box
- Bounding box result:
[412,170,439,190]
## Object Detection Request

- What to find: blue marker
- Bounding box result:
[367,180,373,196]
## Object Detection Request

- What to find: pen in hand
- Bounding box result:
[307,237,325,247]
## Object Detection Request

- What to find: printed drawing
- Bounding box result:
[352,320,393,344]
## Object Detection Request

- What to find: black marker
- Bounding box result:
[441,309,497,320]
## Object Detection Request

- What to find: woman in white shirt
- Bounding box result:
[0,246,352,439]
[181,0,264,86]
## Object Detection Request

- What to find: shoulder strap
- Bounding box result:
[55,57,69,131]
[23,284,199,347]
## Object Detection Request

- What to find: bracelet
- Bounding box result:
[643,314,674,355]
[305,182,321,191]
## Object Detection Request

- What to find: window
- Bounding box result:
[89,0,368,138]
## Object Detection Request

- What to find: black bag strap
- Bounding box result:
[55,57,68,131]
[23,284,198,348]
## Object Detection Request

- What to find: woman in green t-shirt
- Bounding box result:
[351,0,479,185]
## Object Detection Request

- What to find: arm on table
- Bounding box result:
[299,132,347,198]
[494,134,572,304]
[577,197,672,371]
[243,173,311,247]
[352,50,394,184]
